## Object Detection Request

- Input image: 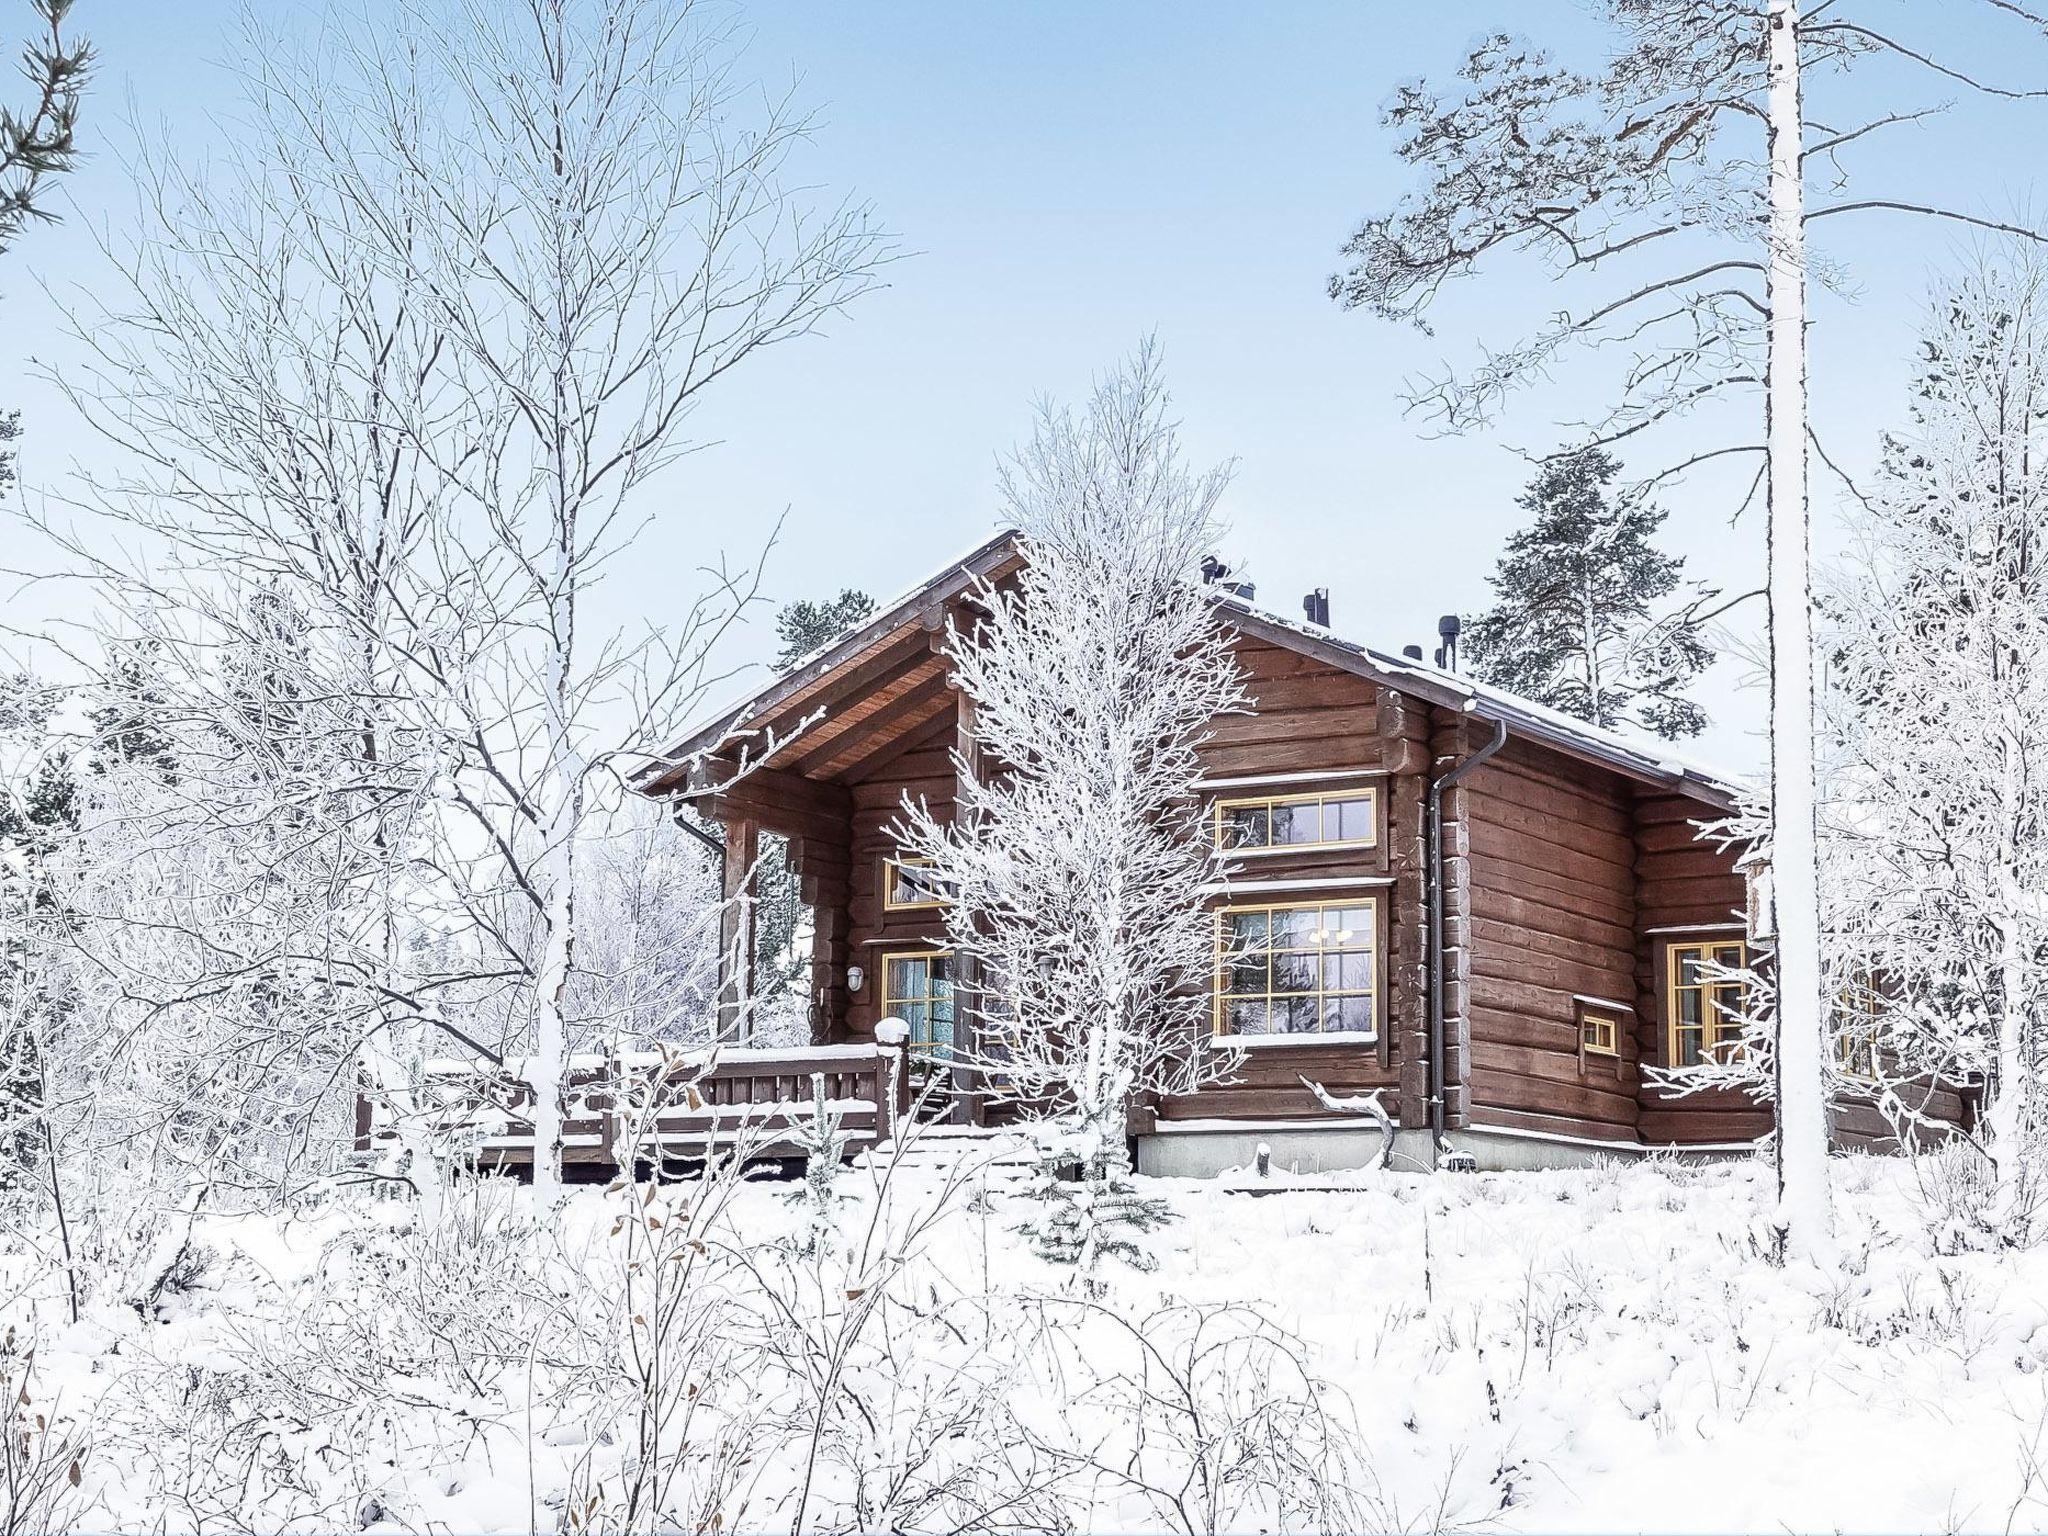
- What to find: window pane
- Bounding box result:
[887,957,926,998]
[1269,801,1316,845]
[1678,948,1706,987]
[1678,988,1704,1029]
[1221,806,1267,849]
[1324,952,1371,994]
[1331,795,1374,843]
[1228,998,1268,1035]
[1228,910,1269,948]
[1227,955,1267,996]
[1328,994,1373,1033]
[1277,996,1319,1034]
[1675,1027,1703,1067]
[1274,951,1317,994]
[1714,944,1745,971]
[1270,908,1317,948]
[1330,907,1372,945]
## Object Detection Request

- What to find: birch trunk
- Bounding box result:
[1765,0,1834,1255]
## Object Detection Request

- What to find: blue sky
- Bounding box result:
[6,1,2047,773]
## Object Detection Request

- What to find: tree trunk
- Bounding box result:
[1765,0,1834,1256]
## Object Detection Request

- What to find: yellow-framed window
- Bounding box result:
[1214,898,1378,1039]
[1833,972,1882,1080]
[1213,786,1379,853]
[881,855,952,911]
[1666,940,1748,1067]
[880,949,955,1061]
[1580,1009,1621,1057]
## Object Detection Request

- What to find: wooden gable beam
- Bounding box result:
[777,653,948,777]
[803,671,956,782]
[687,759,853,843]
[823,690,956,783]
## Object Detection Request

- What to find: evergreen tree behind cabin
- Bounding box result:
[1463,448,1710,740]
[774,589,876,671]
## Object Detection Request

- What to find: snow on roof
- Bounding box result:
[1222,592,1746,803]
[631,527,1018,787]
[634,528,1747,806]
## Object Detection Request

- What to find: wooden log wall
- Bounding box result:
[1463,738,1643,1142]
[1381,690,1431,1130]
[1152,637,1402,1126]
[841,720,956,1041]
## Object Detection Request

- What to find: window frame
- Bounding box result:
[880,854,952,912]
[878,947,956,1061]
[1663,938,1750,1068]
[1211,786,1380,857]
[1578,1002,1622,1059]
[1211,895,1381,1046]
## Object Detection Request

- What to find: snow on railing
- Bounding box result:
[365,1041,901,1167]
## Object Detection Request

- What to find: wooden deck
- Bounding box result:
[360,1043,901,1176]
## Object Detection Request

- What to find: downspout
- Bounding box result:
[1426,710,1509,1159]
[673,808,726,860]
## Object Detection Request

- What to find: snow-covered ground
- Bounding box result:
[10,1150,2048,1533]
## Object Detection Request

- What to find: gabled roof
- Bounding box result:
[633,529,1744,810]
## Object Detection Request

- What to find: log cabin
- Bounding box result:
[630,530,1970,1176]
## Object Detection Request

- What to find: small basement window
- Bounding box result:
[1214,898,1378,1040]
[881,855,953,911]
[1579,1005,1622,1058]
[1214,787,1378,853]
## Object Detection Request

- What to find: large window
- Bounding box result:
[1666,940,1748,1067]
[881,856,953,911]
[881,950,955,1064]
[1214,899,1377,1040]
[1213,787,1378,853]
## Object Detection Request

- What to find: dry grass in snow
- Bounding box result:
[7,1150,2048,1533]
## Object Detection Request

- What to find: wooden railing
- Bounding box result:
[363,1042,901,1172]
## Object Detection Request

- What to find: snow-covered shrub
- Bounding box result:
[1020,1123,1170,1273]
[1025,1297,1371,1535]
[558,1167,765,1535]
[788,1072,853,1257]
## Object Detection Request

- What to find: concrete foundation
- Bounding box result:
[1135,1120,1762,1178]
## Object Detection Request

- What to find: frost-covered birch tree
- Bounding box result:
[1331,0,2048,1256]
[894,343,1248,1281]
[22,0,887,1219]
[1823,260,2048,1236]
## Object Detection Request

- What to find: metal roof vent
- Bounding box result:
[1302,588,1330,627]
[1434,613,1461,672]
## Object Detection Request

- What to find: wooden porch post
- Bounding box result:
[718,814,759,1041]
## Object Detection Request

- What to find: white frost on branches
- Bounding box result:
[895,341,1249,1280]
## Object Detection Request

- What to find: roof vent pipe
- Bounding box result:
[1401,644,1425,662]
[1303,588,1331,627]
[1435,613,1462,672]
[1200,554,1229,585]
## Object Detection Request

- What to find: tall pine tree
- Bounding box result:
[773,589,876,670]
[1463,448,1711,740]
